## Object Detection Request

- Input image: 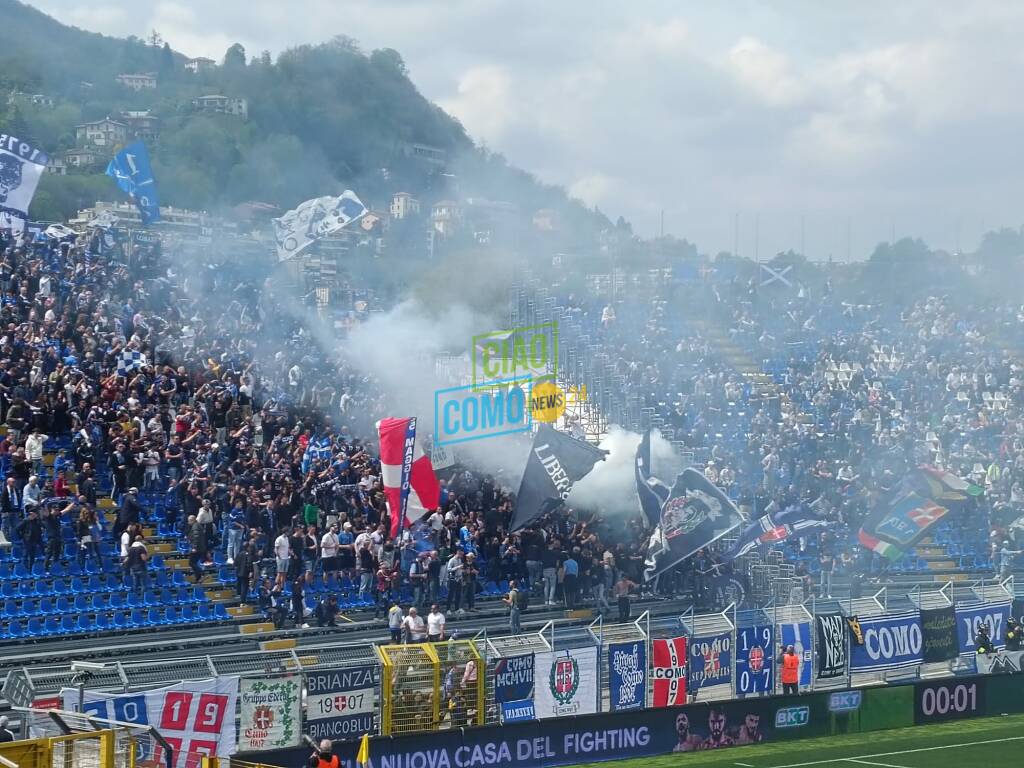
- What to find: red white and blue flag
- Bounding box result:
[377,417,441,538]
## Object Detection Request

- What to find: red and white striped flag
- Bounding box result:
[377,417,441,538]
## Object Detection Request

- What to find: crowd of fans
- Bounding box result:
[2,222,1022,643]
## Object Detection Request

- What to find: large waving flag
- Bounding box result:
[723,502,827,561]
[643,468,745,581]
[634,429,665,527]
[510,424,608,530]
[106,141,161,224]
[273,191,367,261]
[377,417,440,538]
[0,132,48,236]
[858,491,948,560]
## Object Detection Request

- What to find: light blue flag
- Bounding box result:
[106,141,160,224]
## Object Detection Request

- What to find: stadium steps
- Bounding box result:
[228,605,255,617]
[238,622,276,635]
[205,588,237,603]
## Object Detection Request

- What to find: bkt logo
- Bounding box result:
[775,706,810,728]
[828,691,863,713]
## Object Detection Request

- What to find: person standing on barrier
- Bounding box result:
[612,573,637,623]
[504,579,522,634]
[779,644,800,695]
[445,549,463,613]
[387,603,404,644]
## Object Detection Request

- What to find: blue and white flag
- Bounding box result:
[724,503,827,561]
[849,612,923,672]
[116,349,148,376]
[0,132,48,235]
[779,621,813,687]
[956,602,1010,654]
[688,632,732,691]
[301,435,333,474]
[273,191,367,261]
[106,141,161,224]
[608,641,646,711]
[736,624,774,694]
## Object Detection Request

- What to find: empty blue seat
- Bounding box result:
[1,583,15,599]
[192,586,207,602]
[26,617,44,637]
[13,563,30,580]
[70,577,87,594]
[181,605,196,623]
[2,599,16,618]
[38,598,54,615]
[0,562,11,579]
[113,612,128,629]
[18,581,34,597]
[31,562,46,577]
[92,594,108,611]
[214,604,230,620]
[7,620,24,639]
[109,593,125,609]
[130,609,146,627]
[176,587,190,604]
[95,613,110,630]
[164,607,178,624]
[147,608,161,625]
[60,615,76,633]
[51,578,68,595]
[151,555,165,571]
[22,598,38,616]
[127,592,144,607]
[144,590,161,607]
[198,604,214,621]
[172,571,187,586]
[74,595,90,612]
[49,561,67,577]
[55,596,72,613]
[78,614,96,632]
[44,616,61,635]
[88,575,104,592]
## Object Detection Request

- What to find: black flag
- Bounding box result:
[510,424,608,531]
[635,429,665,527]
[642,468,745,581]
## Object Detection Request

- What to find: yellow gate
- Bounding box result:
[377,640,484,735]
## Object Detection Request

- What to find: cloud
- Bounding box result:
[27,0,1024,258]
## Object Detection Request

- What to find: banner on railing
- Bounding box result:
[652,637,687,706]
[534,648,598,719]
[60,677,239,768]
[304,666,377,742]
[239,676,303,751]
[736,625,774,694]
[815,614,847,680]
[778,622,812,687]
[975,649,1024,674]
[956,602,1010,654]
[850,613,923,672]
[608,641,646,711]
[689,632,732,691]
[495,654,535,703]
[920,606,958,663]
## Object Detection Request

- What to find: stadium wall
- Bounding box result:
[241,674,1024,768]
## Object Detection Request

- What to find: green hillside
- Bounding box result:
[0,0,603,238]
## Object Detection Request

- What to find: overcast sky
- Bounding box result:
[28,0,1024,259]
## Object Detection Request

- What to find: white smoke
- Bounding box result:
[567,426,680,516]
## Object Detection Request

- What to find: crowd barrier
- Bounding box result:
[240,673,1024,768]
[25,588,1023,764]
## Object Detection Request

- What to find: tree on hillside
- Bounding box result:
[370,48,407,76]
[159,42,175,79]
[224,43,246,70]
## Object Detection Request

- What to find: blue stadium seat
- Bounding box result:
[26,617,44,637]
[77,614,95,633]
[44,616,61,636]
[0,583,14,599]
[49,561,67,577]
[13,563,30,580]
[38,598,54,615]
[127,592,144,608]
[50,578,68,596]
[0,562,12,579]
[74,595,90,613]
[31,561,46,577]
[180,605,196,623]
[192,586,207,602]
[92,594,108,611]
[2,599,17,618]
[60,615,76,634]
[95,613,110,631]
[7,620,24,639]
[112,612,128,629]
[198,604,214,621]
[70,577,88,594]
[21,598,38,616]
[130,609,146,627]
[55,596,72,614]
[214,604,230,621]
[164,607,178,625]
[18,580,34,597]
[172,571,187,586]
[147,608,162,625]
[144,590,161,607]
